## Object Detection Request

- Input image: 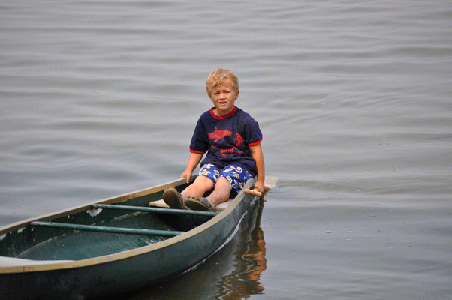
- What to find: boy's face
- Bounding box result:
[209,80,239,116]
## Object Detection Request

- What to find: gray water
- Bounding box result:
[1,0,452,299]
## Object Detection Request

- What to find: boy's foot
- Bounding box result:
[162,187,187,210]
[184,197,215,211]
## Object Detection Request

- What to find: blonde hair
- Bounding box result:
[206,68,239,97]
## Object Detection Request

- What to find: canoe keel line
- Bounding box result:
[0,177,275,300]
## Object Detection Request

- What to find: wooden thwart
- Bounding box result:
[91,204,218,217]
[30,221,183,237]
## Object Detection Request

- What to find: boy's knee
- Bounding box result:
[195,175,215,190]
[215,177,232,189]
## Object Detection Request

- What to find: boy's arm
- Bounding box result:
[180,152,203,183]
[250,143,265,194]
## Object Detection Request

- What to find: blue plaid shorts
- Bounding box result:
[198,163,253,193]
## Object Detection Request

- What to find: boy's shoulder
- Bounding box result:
[235,107,259,124]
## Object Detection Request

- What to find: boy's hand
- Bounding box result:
[180,170,192,184]
[253,180,265,194]
[181,153,203,184]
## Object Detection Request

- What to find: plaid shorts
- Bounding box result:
[198,163,253,193]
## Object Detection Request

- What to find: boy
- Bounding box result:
[163,68,265,211]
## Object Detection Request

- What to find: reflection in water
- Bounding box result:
[119,198,267,300]
[216,199,267,299]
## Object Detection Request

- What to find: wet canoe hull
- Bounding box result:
[0,178,258,300]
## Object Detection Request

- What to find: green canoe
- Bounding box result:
[0,177,260,300]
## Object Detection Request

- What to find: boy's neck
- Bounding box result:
[210,106,236,119]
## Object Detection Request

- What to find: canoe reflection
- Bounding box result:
[119,199,267,300]
[216,200,267,299]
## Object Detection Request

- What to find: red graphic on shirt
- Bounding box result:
[208,127,233,143]
[220,133,244,157]
[208,128,244,157]
[234,133,244,147]
[221,147,243,157]
[221,148,234,157]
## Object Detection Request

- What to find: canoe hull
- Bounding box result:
[0,178,257,300]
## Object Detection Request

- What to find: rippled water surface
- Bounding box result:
[1,0,451,299]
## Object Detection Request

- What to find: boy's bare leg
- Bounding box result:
[205,178,232,207]
[181,175,214,200]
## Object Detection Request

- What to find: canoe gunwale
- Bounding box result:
[0,176,256,274]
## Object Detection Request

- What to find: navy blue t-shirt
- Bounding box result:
[189,106,263,176]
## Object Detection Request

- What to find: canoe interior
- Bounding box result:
[0,182,213,261]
